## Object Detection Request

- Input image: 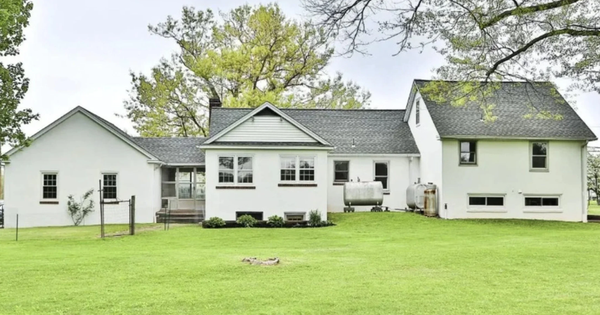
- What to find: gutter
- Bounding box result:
[582,140,588,222]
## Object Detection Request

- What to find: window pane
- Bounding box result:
[103,187,117,199]
[460,153,476,163]
[178,183,192,199]
[335,171,349,182]
[375,163,388,176]
[460,141,470,153]
[532,142,547,155]
[487,197,504,206]
[525,197,542,206]
[469,197,486,206]
[334,161,349,172]
[238,157,252,170]
[219,171,234,183]
[195,184,205,200]
[542,198,559,206]
[281,169,296,181]
[375,176,388,189]
[43,187,57,199]
[300,158,314,169]
[195,171,205,184]
[300,169,314,181]
[238,171,253,183]
[162,168,176,181]
[219,157,234,170]
[178,168,193,182]
[281,157,295,169]
[161,183,176,197]
[103,174,116,186]
[532,156,547,168]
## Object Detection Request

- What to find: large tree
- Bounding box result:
[125,4,371,137]
[589,153,600,204]
[0,0,37,159]
[304,0,599,118]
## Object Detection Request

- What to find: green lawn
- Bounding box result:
[2,213,600,314]
[589,201,600,215]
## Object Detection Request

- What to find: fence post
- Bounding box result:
[15,214,18,242]
[130,195,135,235]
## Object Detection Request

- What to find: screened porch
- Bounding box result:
[160,166,205,211]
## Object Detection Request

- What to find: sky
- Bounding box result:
[6,0,600,148]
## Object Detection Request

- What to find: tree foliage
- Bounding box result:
[304,0,599,119]
[0,0,38,159]
[588,153,600,204]
[125,4,371,137]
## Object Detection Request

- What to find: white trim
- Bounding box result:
[441,135,596,141]
[200,145,333,151]
[530,141,549,171]
[40,171,59,201]
[5,106,160,160]
[101,172,119,201]
[328,153,420,157]
[466,194,506,210]
[333,160,350,183]
[203,102,331,146]
[467,209,508,213]
[523,194,561,210]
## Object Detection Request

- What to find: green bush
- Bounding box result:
[204,217,226,228]
[267,215,285,227]
[237,214,257,227]
[308,210,322,227]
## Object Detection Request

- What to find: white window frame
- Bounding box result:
[523,194,561,213]
[333,160,350,183]
[466,194,507,213]
[415,99,421,126]
[101,173,118,200]
[279,155,316,183]
[218,154,254,185]
[373,160,390,192]
[41,171,59,201]
[530,141,549,171]
[459,140,477,165]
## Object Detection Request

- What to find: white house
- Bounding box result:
[3,80,596,227]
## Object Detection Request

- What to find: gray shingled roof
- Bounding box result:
[209,108,420,154]
[132,137,206,164]
[414,80,597,140]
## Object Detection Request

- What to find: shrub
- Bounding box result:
[237,214,257,227]
[67,189,95,226]
[267,215,285,228]
[204,217,226,228]
[308,210,322,227]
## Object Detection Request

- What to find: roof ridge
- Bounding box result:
[213,107,405,112]
[133,136,206,139]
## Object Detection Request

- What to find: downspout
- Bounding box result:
[582,141,588,222]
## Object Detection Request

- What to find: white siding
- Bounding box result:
[326,155,420,212]
[407,91,445,216]
[4,112,161,228]
[442,139,587,221]
[205,149,328,221]
[218,116,317,143]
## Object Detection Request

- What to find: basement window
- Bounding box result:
[236,211,263,221]
[468,195,504,206]
[525,196,559,207]
[285,212,305,222]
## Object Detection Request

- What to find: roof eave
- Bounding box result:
[440,135,598,141]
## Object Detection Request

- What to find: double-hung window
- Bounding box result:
[374,161,389,191]
[42,173,58,200]
[334,161,349,183]
[460,141,477,165]
[219,156,253,184]
[280,156,315,182]
[102,174,117,199]
[531,141,548,170]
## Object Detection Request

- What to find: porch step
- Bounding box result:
[156,210,204,224]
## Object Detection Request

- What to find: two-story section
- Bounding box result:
[406,80,597,221]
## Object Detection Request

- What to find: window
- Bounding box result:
[531,142,548,170]
[178,168,193,199]
[102,174,117,199]
[460,141,477,164]
[374,161,389,190]
[334,161,349,182]
[525,196,559,207]
[42,173,58,199]
[416,99,420,125]
[468,195,504,206]
[280,156,315,182]
[285,212,305,222]
[161,167,205,206]
[219,156,253,184]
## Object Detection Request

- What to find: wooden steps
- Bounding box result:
[156,210,204,223]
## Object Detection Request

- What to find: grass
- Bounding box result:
[589,201,600,215]
[2,213,600,314]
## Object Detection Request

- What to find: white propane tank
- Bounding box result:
[406,183,427,210]
[343,181,384,206]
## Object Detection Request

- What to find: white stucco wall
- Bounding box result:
[441,139,587,221]
[407,91,445,216]
[326,155,420,212]
[204,149,328,221]
[4,112,161,228]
